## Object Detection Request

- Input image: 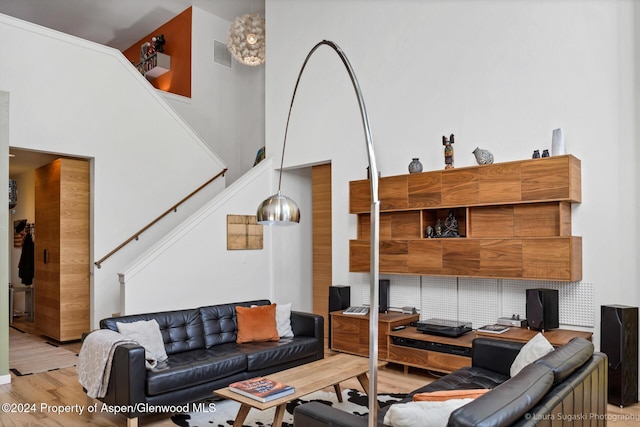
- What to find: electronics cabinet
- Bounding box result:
[349,155,582,281]
[330,311,419,360]
[388,326,593,374]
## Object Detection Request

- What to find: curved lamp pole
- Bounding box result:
[256,40,380,426]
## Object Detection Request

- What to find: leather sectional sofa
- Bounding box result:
[96,299,323,426]
[294,337,607,426]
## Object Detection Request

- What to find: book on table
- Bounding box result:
[477,324,510,334]
[229,377,295,402]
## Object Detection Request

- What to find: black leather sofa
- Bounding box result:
[294,337,607,426]
[97,299,323,426]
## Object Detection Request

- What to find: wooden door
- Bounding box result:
[35,158,90,341]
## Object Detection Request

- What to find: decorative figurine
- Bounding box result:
[152,34,166,53]
[472,147,494,165]
[443,134,455,169]
[434,219,443,237]
[425,225,434,238]
[542,149,550,158]
[408,158,423,174]
[441,210,459,237]
[532,149,540,159]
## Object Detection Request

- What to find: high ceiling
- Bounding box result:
[3,0,265,176]
[0,0,265,51]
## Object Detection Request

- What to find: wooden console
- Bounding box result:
[330,311,419,360]
[386,326,593,374]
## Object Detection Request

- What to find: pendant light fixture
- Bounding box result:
[227,14,265,66]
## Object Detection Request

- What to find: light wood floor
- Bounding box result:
[2,317,640,426]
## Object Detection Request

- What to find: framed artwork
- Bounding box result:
[227,215,263,250]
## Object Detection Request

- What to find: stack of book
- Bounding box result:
[229,377,295,402]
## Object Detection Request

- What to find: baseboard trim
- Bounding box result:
[0,373,11,385]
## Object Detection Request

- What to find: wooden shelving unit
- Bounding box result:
[135,52,170,79]
[349,155,582,281]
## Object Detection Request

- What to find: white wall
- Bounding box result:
[265,0,639,346]
[119,160,272,313]
[166,7,265,186]
[0,14,227,329]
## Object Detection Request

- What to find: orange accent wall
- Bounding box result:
[122,7,192,97]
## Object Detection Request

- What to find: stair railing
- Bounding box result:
[95,168,227,269]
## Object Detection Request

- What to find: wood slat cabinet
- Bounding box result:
[330,311,419,360]
[35,158,90,342]
[350,155,582,281]
[387,326,593,374]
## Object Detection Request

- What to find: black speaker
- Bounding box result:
[328,286,350,349]
[601,305,638,407]
[526,289,559,331]
[379,279,390,313]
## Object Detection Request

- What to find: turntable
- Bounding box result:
[416,318,472,337]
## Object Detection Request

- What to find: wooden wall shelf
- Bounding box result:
[349,155,582,281]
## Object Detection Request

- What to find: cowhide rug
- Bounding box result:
[171,388,405,427]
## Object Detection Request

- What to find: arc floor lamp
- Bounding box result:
[256,40,381,426]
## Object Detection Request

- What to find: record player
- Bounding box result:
[416,318,472,337]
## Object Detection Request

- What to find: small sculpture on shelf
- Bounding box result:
[443,134,455,169]
[441,210,459,237]
[434,219,443,237]
[472,147,494,165]
[425,225,434,238]
[152,34,166,53]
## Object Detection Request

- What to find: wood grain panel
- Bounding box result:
[358,214,370,240]
[478,162,521,203]
[349,180,370,213]
[522,237,580,281]
[469,206,514,237]
[35,158,89,342]
[442,240,480,276]
[408,240,443,274]
[521,157,570,201]
[349,240,370,272]
[389,211,421,239]
[380,240,409,273]
[312,164,332,340]
[441,168,478,205]
[379,175,408,210]
[513,203,561,237]
[408,171,442,207]
[479,239,522,278]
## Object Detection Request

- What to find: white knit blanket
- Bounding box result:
[77,329,138,398]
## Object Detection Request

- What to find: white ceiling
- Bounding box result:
[0,0,264,50]
[3,0,265,176]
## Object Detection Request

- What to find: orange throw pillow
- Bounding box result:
[413,389,490,402]
[236,304,280,344]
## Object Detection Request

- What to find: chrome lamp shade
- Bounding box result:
[256,191,300,225]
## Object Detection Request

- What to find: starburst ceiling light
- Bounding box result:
[227,14,265,66]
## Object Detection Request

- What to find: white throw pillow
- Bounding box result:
[383,398,473,427]
[276,303,294,338]
[510,332,554,377]
[116,319,168,369]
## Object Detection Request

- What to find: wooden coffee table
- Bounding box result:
[214,353,383,427]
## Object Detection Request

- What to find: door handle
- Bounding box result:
[44,249,48,264]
